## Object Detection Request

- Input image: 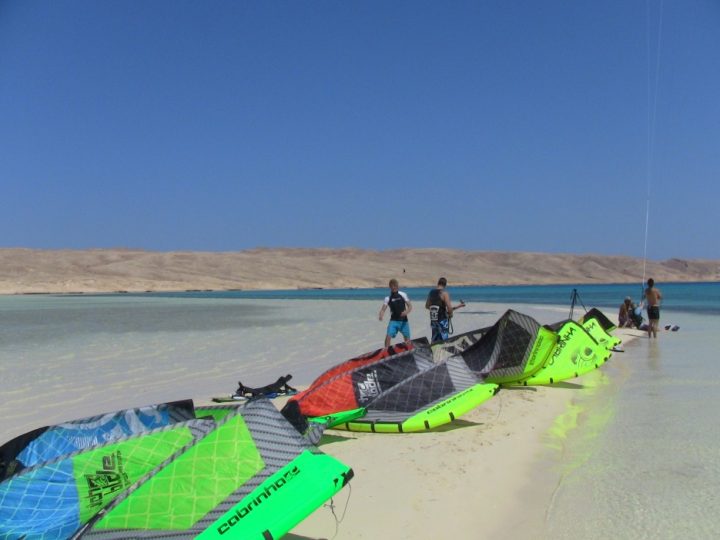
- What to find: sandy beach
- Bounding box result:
[0,293,643,539]
[286,328,642,540]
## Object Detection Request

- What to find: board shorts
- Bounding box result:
[387,320,411,339]
[647,306,660,321]
[431,319,450,343]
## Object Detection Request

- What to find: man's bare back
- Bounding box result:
[645,286,662,306]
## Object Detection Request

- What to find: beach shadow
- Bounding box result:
[500,385,538,392]
[542,381,585,390]
[284,534,328,540]
[425,419,484,432]
[502,382,586,390]
[457,310,496,315]
[317,433,358,446]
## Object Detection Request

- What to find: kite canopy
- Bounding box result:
[514,319,611,386]
[283,338,498,434]
[0,400,196,481]
[282,308,620,434]
[0,399,353,539]
[333,355,498,433]
[283,340,434,431]
[429,326,490,363]
[435,308,618,387]
[580,307,617,332]
[459,310,557,384]
[580,308,623,351]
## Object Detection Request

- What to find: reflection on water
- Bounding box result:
[647,339,662,372]
[542,312,720,539]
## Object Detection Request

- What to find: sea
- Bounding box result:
[1,281,718,538]
[97,281,720,315]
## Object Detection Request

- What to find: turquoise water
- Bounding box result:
[92,281,720,314]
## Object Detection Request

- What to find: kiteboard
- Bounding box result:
[211,389,298,403]
[211,374,297,403]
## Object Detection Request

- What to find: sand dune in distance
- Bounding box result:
[1,247,718,294]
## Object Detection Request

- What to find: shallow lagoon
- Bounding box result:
[1,290,717,538]
[542,310,720,539]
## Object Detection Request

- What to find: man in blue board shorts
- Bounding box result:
[378,279,412,347]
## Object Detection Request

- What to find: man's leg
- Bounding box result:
[430,322,441,343]
[440,319,449,341]
[386,321,399,347]
[400,321,411,343]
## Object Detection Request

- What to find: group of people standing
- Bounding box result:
[381,276,665,347]
[378,277,465,346]
[618,278,663,338]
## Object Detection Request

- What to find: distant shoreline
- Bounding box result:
[1,248,718,295]
[11,283,718,317]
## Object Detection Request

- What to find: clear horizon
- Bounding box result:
[2,1,718,259]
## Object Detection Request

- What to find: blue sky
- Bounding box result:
[1,1,718,259]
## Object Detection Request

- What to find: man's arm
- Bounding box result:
[402,299,412,317]
[442,291,453,317]
[379,303,387,320]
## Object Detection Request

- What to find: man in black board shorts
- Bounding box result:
[643,278,663,338]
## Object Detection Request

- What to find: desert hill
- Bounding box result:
[1,248,718,294]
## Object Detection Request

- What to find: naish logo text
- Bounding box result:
[217,466,301,535]
[84,451,130,508]
[585,321,608,344]
[357,371,381,403]
[550,327,576,360]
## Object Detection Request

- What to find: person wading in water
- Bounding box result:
[643,278,663,338]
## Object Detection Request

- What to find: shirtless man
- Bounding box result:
[643,278,663,338]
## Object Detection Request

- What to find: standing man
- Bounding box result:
[425,277,465,343]
[643,278,663,338]
[379,279,412,347]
